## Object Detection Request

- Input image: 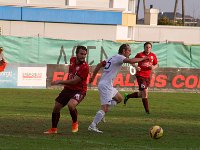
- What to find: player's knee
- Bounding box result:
[53,102,63,113]
[101,105,109,113]
[53,107,61,113]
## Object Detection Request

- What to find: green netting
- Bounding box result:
[0,35,199,68]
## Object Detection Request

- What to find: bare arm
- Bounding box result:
[89,62,103,83]
[123,56,149,64]
[51,75,81,86]
[149,64,159,70]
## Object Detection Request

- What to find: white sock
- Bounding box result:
[91,110,105,127]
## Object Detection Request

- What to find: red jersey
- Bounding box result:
[135,51,158,78]
[64,57,89,93]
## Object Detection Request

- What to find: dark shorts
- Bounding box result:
[55,89,86,106]
[136,76,150,91]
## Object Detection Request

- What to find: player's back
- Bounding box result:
[99,54,126,85]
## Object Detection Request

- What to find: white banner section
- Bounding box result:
[17,67,46,87]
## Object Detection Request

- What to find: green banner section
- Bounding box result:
[0,35,199,68]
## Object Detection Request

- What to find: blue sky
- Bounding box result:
[138,0,200,19]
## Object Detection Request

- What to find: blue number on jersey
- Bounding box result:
[104,58,112,69]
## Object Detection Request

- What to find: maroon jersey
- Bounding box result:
[64,57,89,93]
[135,51,158,78]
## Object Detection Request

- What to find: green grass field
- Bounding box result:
[0,89,200,150]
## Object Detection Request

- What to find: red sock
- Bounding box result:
[128,92,139,98]
[142,98,149,113]
[52,112,60,128]
[70,108,78,123]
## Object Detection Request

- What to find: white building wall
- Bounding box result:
[116,26,129,40]
[10,21,44,37]
[44,23,116,40]
[134,25,200,44]
[76,0,109,8]
[0,20,117,40]
[26,0,65,5]
[113,0,128,11]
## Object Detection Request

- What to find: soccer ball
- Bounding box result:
[149,125,163,139]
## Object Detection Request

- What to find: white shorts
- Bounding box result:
[98,83,118,105]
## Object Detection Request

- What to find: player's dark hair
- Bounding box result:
[144,42,152,48]
[0,47,3,51]
[76,46,87,54]
[118,44,130,54]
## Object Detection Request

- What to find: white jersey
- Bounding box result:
[99,54,126,85]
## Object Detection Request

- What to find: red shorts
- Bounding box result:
[55,89,86,106]
[136,76,150,91]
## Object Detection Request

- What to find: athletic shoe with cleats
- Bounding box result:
[88,125,103,133]
[72,122,78,133]
[43,128,57,134]
[124,93,129,105]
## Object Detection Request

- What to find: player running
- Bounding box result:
[88,44,149,133]
[44,46,89,134]
[124,42,158,114]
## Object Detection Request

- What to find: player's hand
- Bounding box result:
[148,65,155,70]
[136,66,141,71]
[51,80,61,85]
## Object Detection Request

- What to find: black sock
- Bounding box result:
[70,108,78,123]
[142,98,149,113]
[52,112,60,128]
[128,92,139,99]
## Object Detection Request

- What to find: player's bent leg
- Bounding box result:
[68,99,79,133]
[44,102,63,134]
[88,109,105,133]
[141,89,150,114]
[113,92,123,104]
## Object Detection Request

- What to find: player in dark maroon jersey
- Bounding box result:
[0,47,7,72]
[44,46,89,134]
[124,42,158,114]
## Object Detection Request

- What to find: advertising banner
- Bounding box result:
[47,64,200,92]
[0,63,18,88]
[0,63,46,88]
[17,67,46,87]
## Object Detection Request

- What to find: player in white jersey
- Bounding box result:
[88,44,149,133]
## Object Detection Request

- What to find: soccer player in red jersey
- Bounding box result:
[0,47,7,72]
[124,42,158,114]
[44,46,89,134]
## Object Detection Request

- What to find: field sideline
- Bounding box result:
[0,89,200,150]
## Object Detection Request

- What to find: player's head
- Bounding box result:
[144,42,152,55]
[0,47,3,53]
[76,46,87,63]
[118,44,131,58]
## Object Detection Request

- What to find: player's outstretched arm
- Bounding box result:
[89,62,103,83]
[123,56,149,64]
